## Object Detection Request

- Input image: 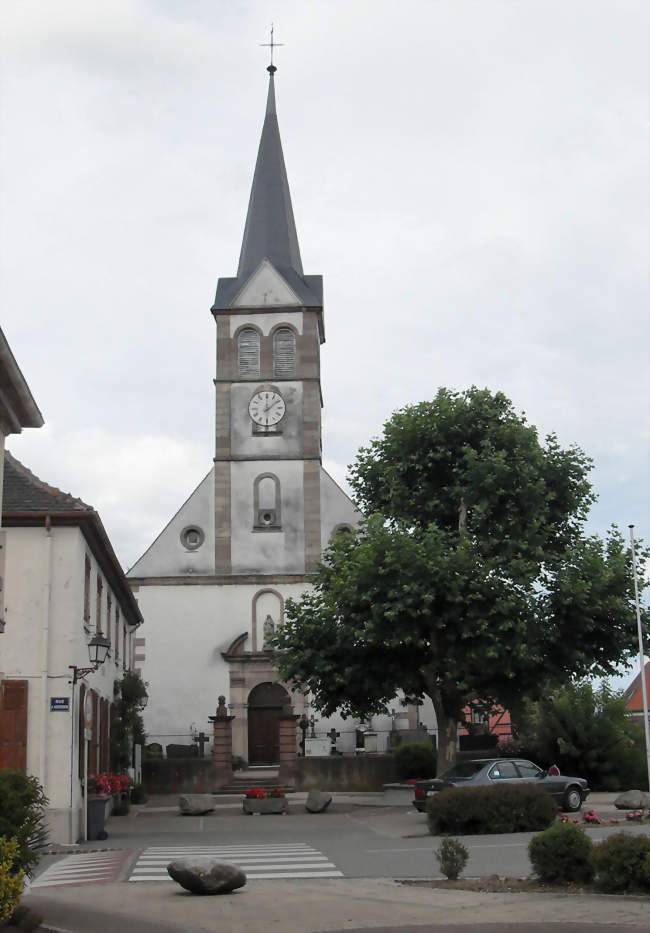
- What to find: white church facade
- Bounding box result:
[128,66,430,764]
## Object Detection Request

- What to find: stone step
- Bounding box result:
[215,782,292,795]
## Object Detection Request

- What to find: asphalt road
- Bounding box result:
[33,801,650,882]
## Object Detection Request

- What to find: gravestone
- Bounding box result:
[166,744,198,759]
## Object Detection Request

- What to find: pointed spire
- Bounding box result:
[236,67,303,279]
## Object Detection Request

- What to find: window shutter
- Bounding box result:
[273,327,295,376]
[238,328,260,377]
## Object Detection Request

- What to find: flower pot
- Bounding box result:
[243,796,288,815]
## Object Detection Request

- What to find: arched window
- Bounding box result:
[273,327,295,377]
[238,328,260,377]
[254,473,281,529]
[330,524,354,541]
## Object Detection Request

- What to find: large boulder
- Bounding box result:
[305,790,332,813]
[614,789,650,810]
[178,794,215,815]
[167,858,246,895]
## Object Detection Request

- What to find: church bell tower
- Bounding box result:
[211,64,325,577]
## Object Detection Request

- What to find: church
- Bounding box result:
[126,64,386,765]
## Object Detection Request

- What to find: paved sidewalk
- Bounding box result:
[25,877,650,933]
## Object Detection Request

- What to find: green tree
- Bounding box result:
[271,388,646,771]
[110,672,147,772]
[515,680,648,791]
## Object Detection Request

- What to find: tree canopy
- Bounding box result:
[271,388,646,769]
[514,680,648,791]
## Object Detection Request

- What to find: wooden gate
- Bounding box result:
[0,679,28,771]
[247,682,289,765]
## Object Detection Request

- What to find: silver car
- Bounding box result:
[413,758,590,813]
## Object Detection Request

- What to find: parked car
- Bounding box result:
[413,758,590,813]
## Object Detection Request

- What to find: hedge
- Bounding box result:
[427,783,558,835]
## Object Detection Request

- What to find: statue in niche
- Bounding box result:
[263,614,275,647]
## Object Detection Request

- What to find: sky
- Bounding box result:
[2,0,648,621]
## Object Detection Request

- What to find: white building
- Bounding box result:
[0,453,143,843]
[128,66,431,763]
[0,325,44,632]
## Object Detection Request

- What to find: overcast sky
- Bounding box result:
[2,0,648,606]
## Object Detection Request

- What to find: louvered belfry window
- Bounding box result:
[273,327,295,377]
[238,328,260,377]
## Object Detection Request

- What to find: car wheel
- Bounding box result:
[562,786,583,812]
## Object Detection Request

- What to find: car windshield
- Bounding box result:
[439,761,486,779]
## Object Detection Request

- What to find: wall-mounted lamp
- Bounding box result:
[69,633,111,684]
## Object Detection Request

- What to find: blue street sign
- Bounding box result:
[50,697,70,712]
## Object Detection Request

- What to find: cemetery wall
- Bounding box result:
[296,754,398,791]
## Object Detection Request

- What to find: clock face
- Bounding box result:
[248,390,286,427]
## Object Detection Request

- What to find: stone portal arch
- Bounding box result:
[247,682,290,765]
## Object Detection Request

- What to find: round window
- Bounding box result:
[181,525,204,551]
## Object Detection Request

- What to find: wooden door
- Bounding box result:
[248,707,281,765]
[0,679,28,771]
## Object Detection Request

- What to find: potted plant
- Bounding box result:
[242,787,288,815]
[88,772,132,818]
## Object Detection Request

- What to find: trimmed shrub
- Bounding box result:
[427,784,557,835]
[0,771,48,877]
[232,755,248,772]
[0,838,24,923]
[528,821,595,885]
[594,832,650,893]
[435,836,469,880]
[391,742,436,780]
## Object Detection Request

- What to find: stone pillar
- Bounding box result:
[209,695,235,789]
[278,705,300,789]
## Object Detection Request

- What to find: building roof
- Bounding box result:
[0,327,44,436]
[2,452,91,512]
[2,452,143,627]
[213,67,323,311]
[624,660,650,713]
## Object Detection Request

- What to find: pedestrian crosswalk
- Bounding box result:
[128,844,343,881]
[29,850,127,888]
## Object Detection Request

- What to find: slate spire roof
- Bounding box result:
[237,67,303,280]
[213,66,323,311]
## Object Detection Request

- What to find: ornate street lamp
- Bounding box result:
[69,633,111,684]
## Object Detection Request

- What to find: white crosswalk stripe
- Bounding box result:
[128,844,343,881]
[29,851,126,888]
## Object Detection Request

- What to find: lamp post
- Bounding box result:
[69,633,111,684]
[68,633,110,842]
[629,525,650,791]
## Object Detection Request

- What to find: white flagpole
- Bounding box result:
[629,525,650,791]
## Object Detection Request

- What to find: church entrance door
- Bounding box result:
[247,682,289,765]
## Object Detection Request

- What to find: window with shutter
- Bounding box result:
[273,327,295,376]
[238,328,260,377]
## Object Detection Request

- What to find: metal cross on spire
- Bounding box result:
[260,23,284,73]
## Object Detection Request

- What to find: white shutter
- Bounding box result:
[238,328,260,377]
[273,327,295,376]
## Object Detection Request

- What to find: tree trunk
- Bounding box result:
[431,692,458,775]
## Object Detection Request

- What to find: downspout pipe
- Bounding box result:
[39,515,53,787]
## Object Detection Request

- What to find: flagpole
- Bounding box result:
[629,525,650,791]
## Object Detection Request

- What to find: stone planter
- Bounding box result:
[111,792,131,816]
[243,796,288,815]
